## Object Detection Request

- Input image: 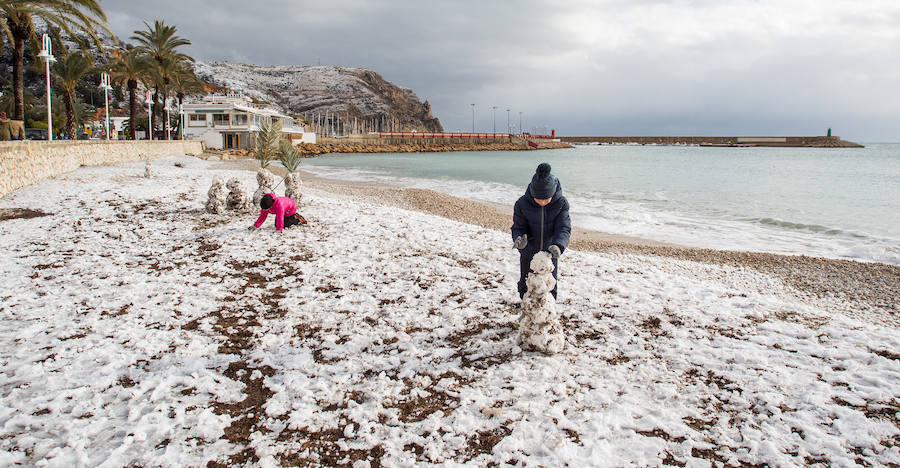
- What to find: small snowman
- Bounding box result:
[205,176,227,214]
[518,251,565,354]
[284,172,303,205]
[226,177,252,212]
[253,168,277,207]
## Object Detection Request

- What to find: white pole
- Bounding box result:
[46,60,52,141]
[492,106,497,134]
[165,98,171,140]
[39,34,55,141]
[146,91,153,141]
[100,73,111,141]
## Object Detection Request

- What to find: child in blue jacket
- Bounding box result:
[511,163,571,299]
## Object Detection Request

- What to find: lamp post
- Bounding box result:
[145,91,153,141]
[37,34,56,141]
[470,103,475,133]
[179,99,184,140]
[492,106,497,134]
[99,72,112,141]
[506,109,510,134]
[519,112,523,135]
[164,97,173,140]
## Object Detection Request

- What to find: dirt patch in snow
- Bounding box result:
[0,208,50,221]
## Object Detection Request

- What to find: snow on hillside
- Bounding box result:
[194,61,418,118]
[0,156,898,466]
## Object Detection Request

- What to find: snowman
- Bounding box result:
[205,176,227,214]
[226,177,252,212]
[518,251,565,354]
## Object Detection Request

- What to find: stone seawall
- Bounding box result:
[0,140,205,198]
[214,139,571,159]
[560,136,864,148]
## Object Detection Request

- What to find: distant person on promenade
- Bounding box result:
[249,193,306,233]
[511,162,571,300]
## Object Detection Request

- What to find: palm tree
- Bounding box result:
[52,50,92,139]
[169,64,204,139]
[130,20,193,139]
[109,48,150,140]
[1,0,109,120]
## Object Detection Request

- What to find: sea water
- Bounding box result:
[301,143,900,265]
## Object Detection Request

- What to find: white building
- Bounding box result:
[182,93,316,149]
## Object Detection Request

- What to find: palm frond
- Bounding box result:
[255,119,282,169]
[278,139,303,173]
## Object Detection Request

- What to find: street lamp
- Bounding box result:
[37,34,56,141]
[99,72,112,141]
[470,103,475,133]
[145,91,153,141]
[492,106,497,134]
[506,109,510,134]
[519,112,523,135]
[164,97,174,140]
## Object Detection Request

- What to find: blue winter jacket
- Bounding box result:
[511,180,571,256]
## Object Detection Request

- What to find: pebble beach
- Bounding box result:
[0,154,897,466]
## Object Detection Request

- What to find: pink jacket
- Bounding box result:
[253,193,297,231]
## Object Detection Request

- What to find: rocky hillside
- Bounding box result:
[193,62,443,132]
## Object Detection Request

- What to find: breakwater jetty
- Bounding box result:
[560,136,864,148]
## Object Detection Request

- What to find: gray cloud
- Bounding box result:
[100,0,900,140]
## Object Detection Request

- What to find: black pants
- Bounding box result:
[518,252,558,300]
[283,213,302,229]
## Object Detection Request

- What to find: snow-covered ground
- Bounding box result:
[0,156,898,467]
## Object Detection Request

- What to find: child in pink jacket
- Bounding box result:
[249,193,305,232]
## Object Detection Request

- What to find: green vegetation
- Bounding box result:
[130,20,194,138]
[108,48,152,140]
[255,119,282,169]
[52,50,92,139]
[1,0,109,121]
[2,3,202,140]
[278,138,303,172]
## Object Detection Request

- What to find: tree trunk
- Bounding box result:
[64,91,76,139]
[151,87,159,139]
[12,35,25,121]
[176,93,184,140]
[128,81,137,140]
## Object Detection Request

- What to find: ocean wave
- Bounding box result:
[749,217,867,238]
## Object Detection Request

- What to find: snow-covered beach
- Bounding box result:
[1,154,898,466]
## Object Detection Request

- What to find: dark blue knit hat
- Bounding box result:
[529,163,557,199]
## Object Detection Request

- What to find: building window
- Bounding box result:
[212,114,230,126]
[189,114,206,127]
[232,113,248,126]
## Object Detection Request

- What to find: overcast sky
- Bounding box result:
[100,0,900,141]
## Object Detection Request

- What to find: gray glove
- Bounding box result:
[548,244,561,259]
[248,225,258,231]
[513,234,528,249]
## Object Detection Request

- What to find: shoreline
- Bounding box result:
[213,156,900,323]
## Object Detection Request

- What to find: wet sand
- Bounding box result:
[215,157,900,325]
